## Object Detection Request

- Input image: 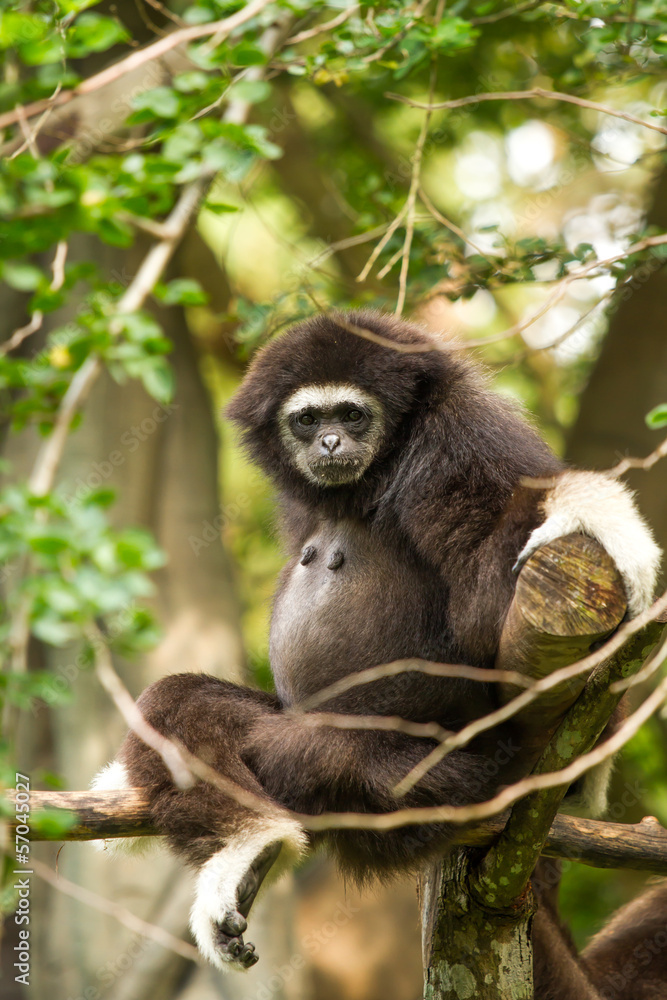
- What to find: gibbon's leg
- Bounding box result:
[531,859,602,1000]
[514,470,661,617]
[532,862,667,1000]
[242,713,514,880]
[581,882,667,1000]
[92,674,307,972]
[532,903,602,1000]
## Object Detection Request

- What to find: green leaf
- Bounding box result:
[173,71,210,92]
[0,13,49,48]
[117,312,163,343]
[96,217,135,247]
[81,488,116,508]
[2,262,44,291]
[237,124,283,159]
[228,42,267,66]
[30,808,78,838]
[31,617,80,646]
[203,200,239,215]
[227,79,271,104]
[140,359,175,404]
[27,530,70,556]
[646,404,667,430]
[59,0,102,12]
[156,278,208,306]
[115,529,166,570]
[201,141,255,181]
[131,86,180,120]
[574,242,596,262]
[162,122,203,163]
[67,13,129,56]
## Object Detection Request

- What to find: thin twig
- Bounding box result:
[295,658,532,712]
[418,187,496,263]
[356,206,407,282]
[2,240,68,356]
[8,84,62,159]
[297,711,453,742]
[519,434,667,493]
[391,592,667,797]
[91,625,194,789]
[611,641,666,693]
[143,0,188,28]
[362,0,431,64]
[287,5,360,45]
[306,222,393,270]
[296,648,667,832]
[376,244,405,279]
[116,211,178,240]
[610,436,667,477]
[470,0,542,24]
[0,0,275,131]
[29,858,199,961]
[501,288,616,362]
[385,87,667,138]
[396,68,434,316]
[548,4,664,27]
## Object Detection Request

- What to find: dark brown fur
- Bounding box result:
[114,311,666,995]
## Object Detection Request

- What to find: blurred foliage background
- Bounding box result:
[1,1,667,997]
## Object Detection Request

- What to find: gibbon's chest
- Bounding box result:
[269,519,475,724]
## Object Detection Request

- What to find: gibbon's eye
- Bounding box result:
[297,412,316,427]
[345,409,363,423]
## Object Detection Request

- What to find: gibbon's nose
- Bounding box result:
[321,434,341,454]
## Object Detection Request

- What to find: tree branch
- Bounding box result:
[0,0,275,132]
[386,87,667,138]
[7,790,667,874]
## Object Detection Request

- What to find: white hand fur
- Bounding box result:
[516,471,661,617]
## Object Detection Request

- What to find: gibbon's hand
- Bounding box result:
[513,470,661,617]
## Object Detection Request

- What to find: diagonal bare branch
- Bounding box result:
[386,87,667,137]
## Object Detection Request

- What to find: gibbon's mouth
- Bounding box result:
[308,456,363,485]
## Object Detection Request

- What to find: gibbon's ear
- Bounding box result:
[226,364,277,431]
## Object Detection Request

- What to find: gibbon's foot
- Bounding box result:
[237,841,282,916]
[214,922,258,969]
[191,837,283,971]
[212,842,281,969]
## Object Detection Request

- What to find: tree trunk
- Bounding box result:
[421,855,534,1000]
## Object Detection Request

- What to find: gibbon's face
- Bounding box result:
[278,383,384,486]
